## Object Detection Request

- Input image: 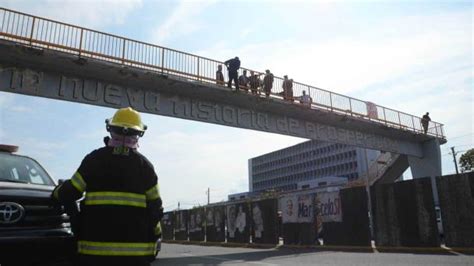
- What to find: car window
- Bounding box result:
[0,153,54,186]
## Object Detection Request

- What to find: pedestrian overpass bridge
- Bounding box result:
[0,8,446,180]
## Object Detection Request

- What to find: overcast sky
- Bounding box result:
[0,0,472,211]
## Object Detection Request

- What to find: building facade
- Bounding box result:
[249,140,379,192]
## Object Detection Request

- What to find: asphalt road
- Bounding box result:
[154,243,474,266]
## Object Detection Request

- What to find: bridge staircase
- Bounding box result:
[347,152,409,188]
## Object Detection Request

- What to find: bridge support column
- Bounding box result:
[408,138,442,178]
[408,138,442,205]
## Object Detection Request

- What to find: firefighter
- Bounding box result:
[52,107,163,266]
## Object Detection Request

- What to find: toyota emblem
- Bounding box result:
[0,202,25,224]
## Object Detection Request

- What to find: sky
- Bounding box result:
[0,0,472,211]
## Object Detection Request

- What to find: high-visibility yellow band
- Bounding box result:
[78,240,155,256]
[154,222,162,235]
[145,184,160,201]
[84,191,146,208]
[71,172,86,193]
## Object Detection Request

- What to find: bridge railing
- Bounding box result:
[0,7,445,139]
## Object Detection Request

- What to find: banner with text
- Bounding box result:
[280,193,314,224]
[318,191,343,222]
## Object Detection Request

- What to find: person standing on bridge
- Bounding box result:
[296,90,312,107]
[263,69,274,98]
[421,112,431,134]
[249,71,261,95]
[52,107,163,266]
[216,65,225,85]
[282,75,294,102]
[239,70,250,92]
[224,56,241,91]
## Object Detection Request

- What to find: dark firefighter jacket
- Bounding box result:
[52,146,163,262]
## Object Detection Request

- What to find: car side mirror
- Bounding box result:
[58,179,66,185]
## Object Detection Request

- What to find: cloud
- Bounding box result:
[2,0,143,29]
[149,0,218,45]
[194,9,471,93]
[192,8,472,180]
[140,126,303,208]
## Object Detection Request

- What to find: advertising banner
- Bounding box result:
[318,191,343,222]
[161,211,174,240]
[174,210,188,241]
[251,199,278,244]
[189,207,205,241]
[226,202,250,243]
[205,205,226,242]
[280,193,314,224]
[366,101,378,119]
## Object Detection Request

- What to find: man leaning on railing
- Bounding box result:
[295,90,312,107]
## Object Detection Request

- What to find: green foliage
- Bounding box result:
[459,148,474,173]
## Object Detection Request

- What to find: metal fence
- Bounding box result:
[0,7,445,139]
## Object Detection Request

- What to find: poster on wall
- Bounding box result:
[226,204,247,238]
[252,203,264,238]
[214,206,224,233]
[280,193,314,224]
[206,207,214,227]
[189,208,203,233]
[317,191,343,223]
[175,210,187,232]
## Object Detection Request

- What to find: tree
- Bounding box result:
[459,148,474,173]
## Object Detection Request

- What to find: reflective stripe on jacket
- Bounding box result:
[52,146,163,259]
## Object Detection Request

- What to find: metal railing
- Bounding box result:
[0,7,445,139]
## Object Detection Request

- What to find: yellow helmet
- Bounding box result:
[106,107,147,136]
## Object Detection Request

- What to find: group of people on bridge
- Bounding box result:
[216,57,313,107]
[215,57,433,136]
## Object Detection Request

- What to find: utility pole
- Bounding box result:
[451,147,459,174]
[178,202,180,211]
[205,187,210,242]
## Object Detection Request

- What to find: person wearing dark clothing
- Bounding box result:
[421,112,431,134]
[239,70,250,92]
[263,69,274,98]
[52,107,163,266]
[282,75,294,102]
[224,57,241,91]
[249,71,260,95]
[216,65,225,85]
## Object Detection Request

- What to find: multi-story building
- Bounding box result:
[249,140,379,192]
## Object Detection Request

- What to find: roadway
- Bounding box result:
[155,243,473,266]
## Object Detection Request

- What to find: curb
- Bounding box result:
[162,240,276,249]
[162,240,474,254]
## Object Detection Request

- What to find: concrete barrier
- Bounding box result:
[437,172,474,247]
[372,178,439,247]
[322,187,371,246]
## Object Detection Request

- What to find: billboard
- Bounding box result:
[366,101,378,119]
[174,210,188,241]
[280,193,315,224]
[189,207,205,241]
[226,202,250,243]
[205,205,226,242]
[317,191,343,223]
[161,211,174,240]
